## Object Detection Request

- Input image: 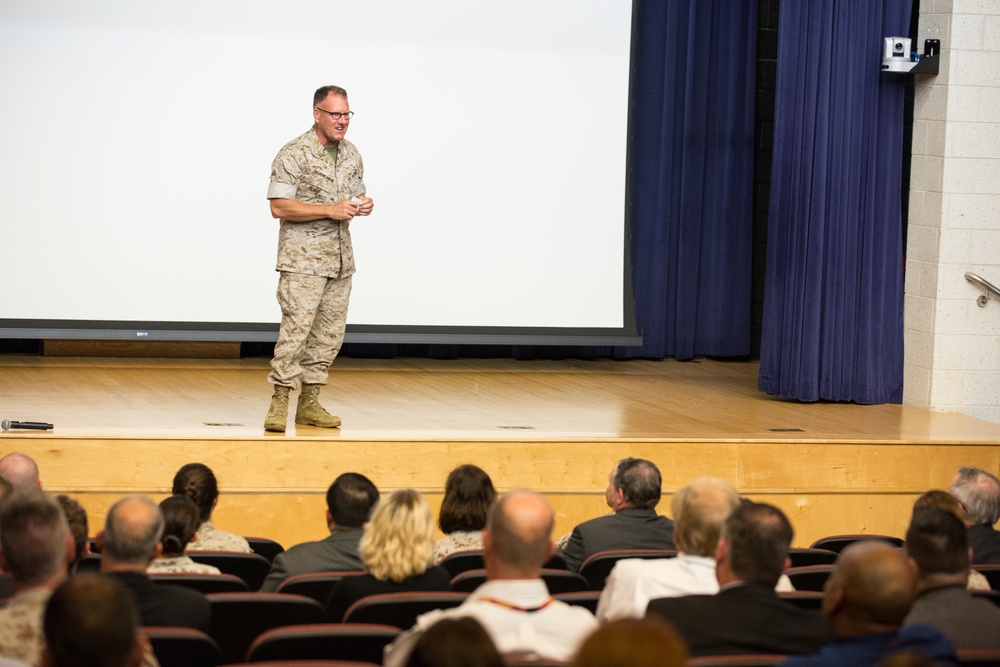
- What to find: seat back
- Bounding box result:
[972,564,1000,590]
[341,591,468,628]
[207,592,328,663]
[245,537,286,563]
[577,549,677,590]
[247,623,400,664]
[450,568,589,594]
[188,551,273,591]
[688,655,789,666]
[777,591,824,610]
[150,572,250,594]
[438,550,486,578]
[783,565,835,592]
[957,649,1000,665]
[275,571,366,603]
[787,547,839,567]
[554,590,601,614]
[144,626,221,667]
[808,534,903,553]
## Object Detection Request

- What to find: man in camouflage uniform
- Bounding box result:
[0,490,72,666]
[264,85,374,432]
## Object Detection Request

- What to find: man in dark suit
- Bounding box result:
[558,458,675,572]
[99,494,211,632]
[260,472,379,591]
[646,502,831,657]
[948,466,1000,564]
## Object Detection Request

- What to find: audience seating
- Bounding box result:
[275,571,366,603]
[787,547,839,567]
[0,574,12,599]
[438,550,486,578]
[206,592,329,663]
[150,572,250,594]
[971,589,1000,608]
[340,591,468,627]
[76,552,102,573]
[246,623,400,663]
[956,649,1000,665]
[144,626,221,667]
[777,591,824,610]
[783,565,835,592]
[246,536,285,563]
[808,534,904,553]
[577,549,677,590]
[553,590,601,613]
[688,656,788,666]
[187,551,273,591]
[450,569,590,594]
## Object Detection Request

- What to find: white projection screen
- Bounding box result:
[0,0,639,346]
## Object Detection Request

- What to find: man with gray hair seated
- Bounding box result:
[98,494,210,632]
[948,466,1000,564]
[558,458,676,572]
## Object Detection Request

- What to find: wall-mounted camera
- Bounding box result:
[881,37,940,75]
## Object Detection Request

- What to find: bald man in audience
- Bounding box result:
[597,476,740,621]
[646,502,831,657]
[98,495,210,632]
[41,574,146,667]
[903,507,1000,651]
[0,453,41,492]
[383,490,598,667]
[948,466,1000,564]
[0,490,73,666]
[779,541,956,667]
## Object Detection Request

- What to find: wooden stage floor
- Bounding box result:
[2,354,1000,548]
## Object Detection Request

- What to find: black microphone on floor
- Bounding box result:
[1,420,54,430]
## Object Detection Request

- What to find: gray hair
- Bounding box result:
[102,495,165,564]
[949,467,1000,526]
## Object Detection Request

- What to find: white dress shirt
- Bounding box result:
[596,552,718,622]
[383,578,598,667]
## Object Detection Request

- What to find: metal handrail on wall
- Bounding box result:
[965,272,1000,308]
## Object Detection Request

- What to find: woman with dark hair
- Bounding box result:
[172,462,251,553]
[148,495,221,574]
[432,464,497,564]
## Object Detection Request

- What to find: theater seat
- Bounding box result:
[341,591,468,628]
[577,549,677,590]
[808,534,903,554]
[144,626,221,667]
[275,571,366,603]
[246,623,400,664]
[206,592,328,663]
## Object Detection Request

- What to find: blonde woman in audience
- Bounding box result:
[147,495,222,575]
[172,462,251,553]
[433,464,497,563]
[325,488,451,621]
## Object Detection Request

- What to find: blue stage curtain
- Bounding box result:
[611,0,758,361]
[758,0,910,403]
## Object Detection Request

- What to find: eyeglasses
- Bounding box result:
[315,107,355,120]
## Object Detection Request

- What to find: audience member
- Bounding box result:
[0,453,41,492]
[98,494,211,632]
[147,495,221,575]
[326,489,451,621]
[172,462,250,553]
[41,573,146,667]
[912,489,990,590]
[384,490,598,667]
[948,466,1000,564]
[0,490,73,666]
[54,495,89,576]
[260,472,379,592]
[597,476,740,621]
[571,616,688,667]
[433,464,497,564]
[558,458,675,572]
[647,502,832,657]
[404,617,503,667]
[902,507,1000,650]
[0,477,12,504]
[780,541,956,667]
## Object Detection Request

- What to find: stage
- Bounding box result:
[2,353,999,549]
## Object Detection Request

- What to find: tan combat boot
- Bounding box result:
[264,385,290,432]
[295,383,342,428]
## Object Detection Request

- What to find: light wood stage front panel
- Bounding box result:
[3,356,1000,548]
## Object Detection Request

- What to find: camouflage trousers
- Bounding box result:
[268,272,352,388]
